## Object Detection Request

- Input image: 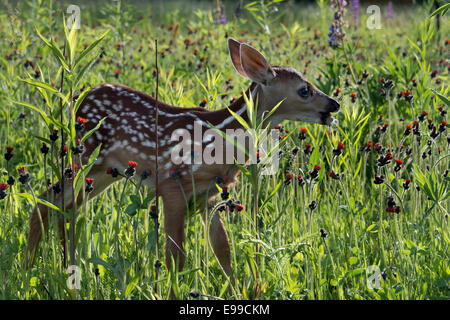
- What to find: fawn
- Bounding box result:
[26,38,339,287]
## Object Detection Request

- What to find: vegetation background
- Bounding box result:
[0,0,448,300]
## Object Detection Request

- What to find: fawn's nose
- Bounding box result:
[327,98,340,112]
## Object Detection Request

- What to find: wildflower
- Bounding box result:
[150,205,158,219]
[214,3,227,25]
[49,129,58,142]
[381,122,389,133]
[71,139,85,155]
[386,1,394,20]
[125,161,138,177]
[304,143,313,155]
[235,204,244,212]
[40,143,49,155]
[403,178,411,190]
[319,228,328,239]
[141,169,152,180]
[362,141,373,152]
[333,87,341,97]
[75,116,87,131]
[297,174,305,187]
[199,97,207,108]
[333,141,346,156]
[85,177,94,193]
[430,125,439,139]
[4,147,13,161]
[61,145,69,157]
[431,69,438,79]
[170,169,180,180]
[383,78,393,90]
[190,291,200,298]
[0,183,8,200]
[221,186,229,200]
[394,159,404,172]
[404,124,412,136]
[51,182,61,194]
[308,200,317,211]
[6,174,14,186]
[64,166,76,179]
[386,196,401,214]
[329,170,340,180]
[298,128,308,140]
[377,151,392,167]
[351,0,359,24]
[310,165,321,179]
[437,105,447,117]
[284,173,294,185]
[412,120,420,136]
[373,174,385,185]
[350,92,357,103]
[18,167,30,185]
[418,110,428,122]
[114,70,120,78]
[439,120,448,133]
[374,142,383,154]
[106,167,119,178]
[328,24,342,47]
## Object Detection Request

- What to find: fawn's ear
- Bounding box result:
[228,38,247,78]
[239,43,276,85]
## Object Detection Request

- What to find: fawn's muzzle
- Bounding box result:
[327,98,340,113]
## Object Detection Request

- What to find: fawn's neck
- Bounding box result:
[204,82,261,130]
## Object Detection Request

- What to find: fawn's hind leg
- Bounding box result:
[26,165,117,267]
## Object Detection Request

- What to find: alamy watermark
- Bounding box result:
[67,265,81,290]
[366,265,382,290]
[366,5,381,30]
[67,5,81,30]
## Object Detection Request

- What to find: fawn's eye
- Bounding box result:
[298,87,310,98]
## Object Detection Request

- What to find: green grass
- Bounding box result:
[0,0,449,300]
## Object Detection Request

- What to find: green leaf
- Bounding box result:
[125,194,141,216]
[88,257,114,272]
[432,90,450,108]
[80,117,107,144]
[19,78,69,105]
[35,27,70,72]
[74,54,98,88]
[125,275,140,298]
[74,30,110,67]
[73,86,91,115]
[227,107,250,131]
[15,193,64,214]
[430,3,449,17]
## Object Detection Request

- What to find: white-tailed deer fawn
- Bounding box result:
[26,38,339,286]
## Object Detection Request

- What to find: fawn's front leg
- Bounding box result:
[26,165,117,268]
[160,184,187,296]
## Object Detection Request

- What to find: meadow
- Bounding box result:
[0,0,449,300]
